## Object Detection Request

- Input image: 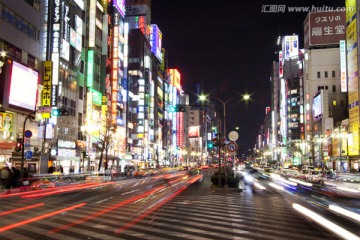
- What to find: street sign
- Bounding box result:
[25,150,33,159]
[227,141,238,152]
[37,106,52,112]
[24,130,32,138]
[228,131,239,141]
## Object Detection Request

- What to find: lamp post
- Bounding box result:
[199,94,250,187]
[20,110,36,181]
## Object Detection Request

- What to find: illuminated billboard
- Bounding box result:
[168,69,181,90]
[150,24,163,62]
[278,51,283,78]
[340,40,347,92]
[304,11,346,49]
[89,0,96,47]
[346,0,359,156]
[113,0,126,18]
[282,35,298,60]
[312,92,322,121]
[188,126,200,138]
[9,60,38,111]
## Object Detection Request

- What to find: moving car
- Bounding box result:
[307,170,323,183]
[133,169,149,178]
[31,179,56,189]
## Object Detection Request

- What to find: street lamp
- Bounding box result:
[199,94,250,187]
[199,94,250,137]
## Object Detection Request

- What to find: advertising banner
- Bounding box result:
[304,11,346,49]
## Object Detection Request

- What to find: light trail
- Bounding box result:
[293,203,360,240]
[329,205,360,223]
[22,182,115,198]
[0,203,86,233]
[48,185,167,234]
[115,174,203,235]
[0,203,44,216]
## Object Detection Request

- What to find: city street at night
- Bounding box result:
[2,0,360,239]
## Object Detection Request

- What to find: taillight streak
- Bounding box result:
[0,203,86,233]
[115,174,202,234]
[0,203,44,217]
[48,185,166,234]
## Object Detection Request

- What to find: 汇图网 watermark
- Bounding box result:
[261,5,354,13]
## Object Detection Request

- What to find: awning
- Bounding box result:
[11,156,39,161]
[96,155,121,161]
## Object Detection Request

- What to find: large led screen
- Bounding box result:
[9,61,38,111]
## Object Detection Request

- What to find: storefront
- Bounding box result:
[51,140,80,174]
[0,141,15,167]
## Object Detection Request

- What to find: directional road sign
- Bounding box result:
[25,150,33,159]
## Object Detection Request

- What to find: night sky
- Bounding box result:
[151,0,345,154]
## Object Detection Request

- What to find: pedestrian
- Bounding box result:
[60,165,63,174]
[1,166,9,189]
[23,167,28,179]
[12,166,20,187]
[5,167,13,189]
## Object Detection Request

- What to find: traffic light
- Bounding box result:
[169,104,186,112]
[211,138,219,147]
[208,142,214,149]
[169,105,177,113]
[15,138,23,152]
[51,107,70,117]
[51,109,60,117]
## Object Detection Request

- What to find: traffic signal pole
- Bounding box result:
[20,110,36,181]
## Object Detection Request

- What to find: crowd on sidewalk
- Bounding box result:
[0,165,28,191]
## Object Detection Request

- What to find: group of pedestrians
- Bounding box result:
[0,166,27,190]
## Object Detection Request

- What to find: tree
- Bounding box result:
[97,111,117,171]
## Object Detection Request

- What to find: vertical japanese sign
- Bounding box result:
[42,61,52,118]
[346,0,359,156]
[51,0,61,86]
[111,12,119,124]
[89,0,96,47]
[340,40,347,92]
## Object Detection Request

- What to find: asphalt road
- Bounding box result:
[0,169,358,239]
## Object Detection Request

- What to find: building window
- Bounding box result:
[332,71,336,78]
[333,85,336,92]
[325,71,328,78]
[0,3,40,41]
[79,86,83,100]
[317,72,321,78]
[325,86,328,90]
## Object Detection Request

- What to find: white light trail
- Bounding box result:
[329,205,360,223]
[293,203,360,240]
